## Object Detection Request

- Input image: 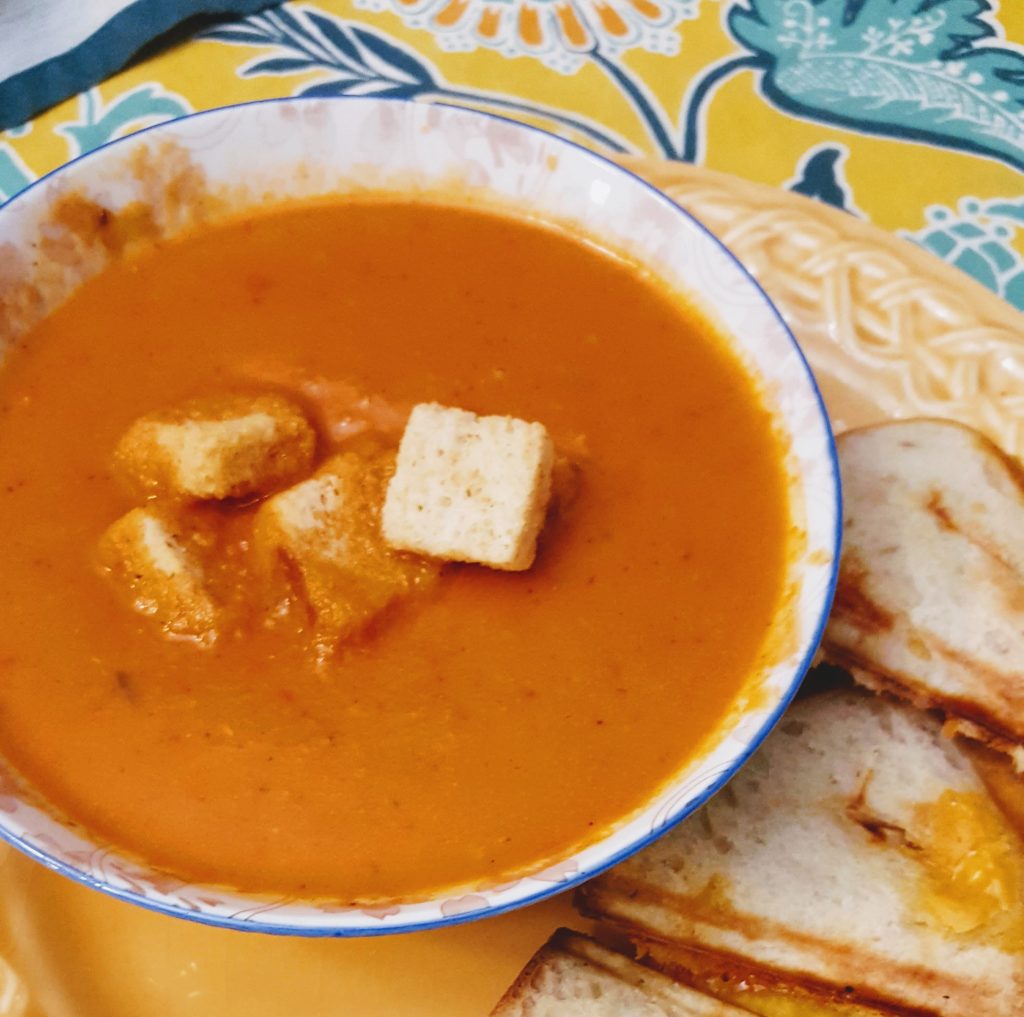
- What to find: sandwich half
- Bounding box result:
[821,419,1024,768]
[490,928,756,1016]
[576,689,1024,1016]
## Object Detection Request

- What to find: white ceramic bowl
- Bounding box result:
[0,98,840,935]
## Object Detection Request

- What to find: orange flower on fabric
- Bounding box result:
[354,0,701,72]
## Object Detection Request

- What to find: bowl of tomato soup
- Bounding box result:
[0,99,839,934]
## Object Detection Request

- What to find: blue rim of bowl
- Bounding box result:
[0,96,842,937]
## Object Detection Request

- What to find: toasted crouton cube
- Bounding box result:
[254,450,438,654]
[381,403,554,571]
[114,394,316,501]
[97,507,218,643]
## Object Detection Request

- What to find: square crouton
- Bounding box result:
[114,393,316,501]
[381,403,554,571]
[254,450,438,653]
[96,507,218,644]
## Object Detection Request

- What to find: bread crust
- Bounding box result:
[491,929,752,1016]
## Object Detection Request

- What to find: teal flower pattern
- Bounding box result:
[58,85,191,157]
[905,196,1024,308]
[725,0,1024,172]
[0,145,33,204]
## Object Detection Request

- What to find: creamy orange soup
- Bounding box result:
[0,200,789,902]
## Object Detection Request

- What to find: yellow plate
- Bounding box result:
[0,157,1021,1017]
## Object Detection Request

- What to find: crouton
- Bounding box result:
[254,450,438,654]
[381,403,554,571]
[96,506,218,644]
[114,393,316,501]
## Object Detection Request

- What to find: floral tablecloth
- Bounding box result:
[1,0,1022,310]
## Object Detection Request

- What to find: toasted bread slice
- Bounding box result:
[821,419,1024,768]
[577,690,1024,1017]
[491,929,755,1016]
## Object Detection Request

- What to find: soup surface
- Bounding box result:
[0,200,788,902]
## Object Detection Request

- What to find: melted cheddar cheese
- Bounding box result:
[692,981,876,1017]
[641,943,880,1017]
[911,790,1024,947]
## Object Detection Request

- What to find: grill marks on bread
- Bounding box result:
[576,691,1024,1017]
[823,420,1024,769]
